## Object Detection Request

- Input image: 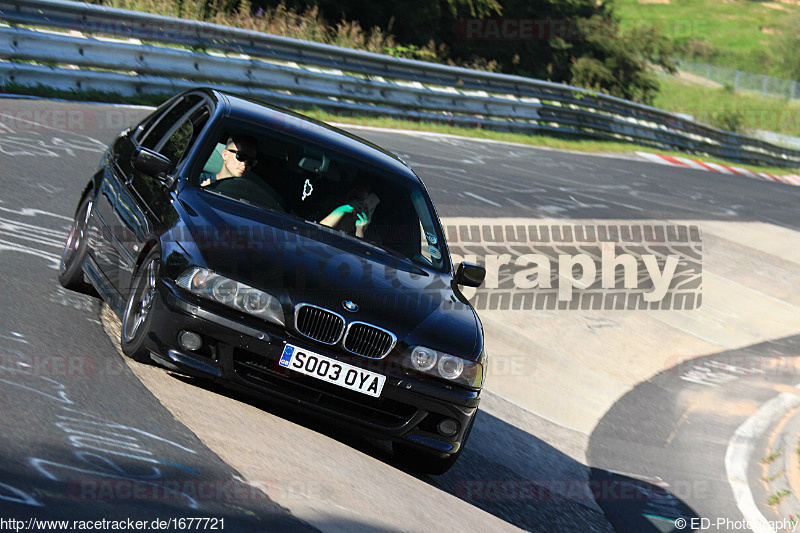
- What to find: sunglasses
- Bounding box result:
[227,149,258,166]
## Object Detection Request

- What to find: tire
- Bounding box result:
[393,410,477,476]
[58,193,94,293]
[120,249,160,363]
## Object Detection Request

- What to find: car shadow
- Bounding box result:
[0,447,400,533]
[166,373,700,532]
[427,402,699,532]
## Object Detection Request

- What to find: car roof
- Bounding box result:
[202,89,419,182]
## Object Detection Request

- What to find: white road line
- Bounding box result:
[0,206,71,221]
[571,190,645,212]
[0,240,61,266]
[725,386,800,533]
[462,191,502,207]
[0,219,66,239]
[0,111,64,132]
[506,198,534,211]
[0,233,63,248]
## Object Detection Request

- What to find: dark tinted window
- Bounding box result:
[133,97,208,209]
[141,94,205,166]
[197,119,449,273]
[160,118,195,166]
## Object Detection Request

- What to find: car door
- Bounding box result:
[94,93,210,303]
[122,94,211,293]
[90,102,165,309]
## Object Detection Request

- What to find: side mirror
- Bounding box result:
[132,147,172,179]
[455,262,485,287]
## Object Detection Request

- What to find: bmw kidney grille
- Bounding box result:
[294,304,396,358]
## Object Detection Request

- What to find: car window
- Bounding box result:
[160,118,194,165]
[158,106,210,170]
[197,121,449,273]
[141,94,205,164]
[132,97,209,210]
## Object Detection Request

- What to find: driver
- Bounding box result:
[200,135,258,187]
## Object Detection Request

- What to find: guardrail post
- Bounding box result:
[792,81,798,101]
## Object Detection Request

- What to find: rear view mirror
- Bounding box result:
[132,147,172,179]
[298,153,329,173]
[455,262,486,287]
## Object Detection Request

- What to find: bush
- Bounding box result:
[709,109,745,132]
[677,39,719,62]
[568,17,675,105]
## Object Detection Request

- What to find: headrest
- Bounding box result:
[202,143,226,175]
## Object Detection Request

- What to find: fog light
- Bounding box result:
[437,418,459,437]
[178,330,202,351]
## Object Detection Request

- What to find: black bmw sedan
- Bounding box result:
[59,88,487,475]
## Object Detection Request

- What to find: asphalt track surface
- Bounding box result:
[1,97,799,532]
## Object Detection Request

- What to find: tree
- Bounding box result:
[246,0,676,104]
[569,16,676,104]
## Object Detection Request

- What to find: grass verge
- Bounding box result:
[615,0,800,75]
[654,78,800,137]
[762,450,784,465]
[768,489,792,507]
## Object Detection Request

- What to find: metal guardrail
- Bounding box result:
[1,0,799,168]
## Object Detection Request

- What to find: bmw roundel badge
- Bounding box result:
[342,300,359,312]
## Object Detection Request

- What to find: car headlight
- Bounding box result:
[410,346,437,371]
[406,345,484,388]
[176,267,284,327]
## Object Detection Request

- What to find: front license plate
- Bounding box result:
[279,344,385,398]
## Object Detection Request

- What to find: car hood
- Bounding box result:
[170,190,480,359]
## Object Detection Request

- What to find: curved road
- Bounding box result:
[1,97,799,532]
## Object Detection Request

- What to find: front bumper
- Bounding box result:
[145,280,480,455]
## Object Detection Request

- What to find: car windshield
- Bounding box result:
[194,119,449,273]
